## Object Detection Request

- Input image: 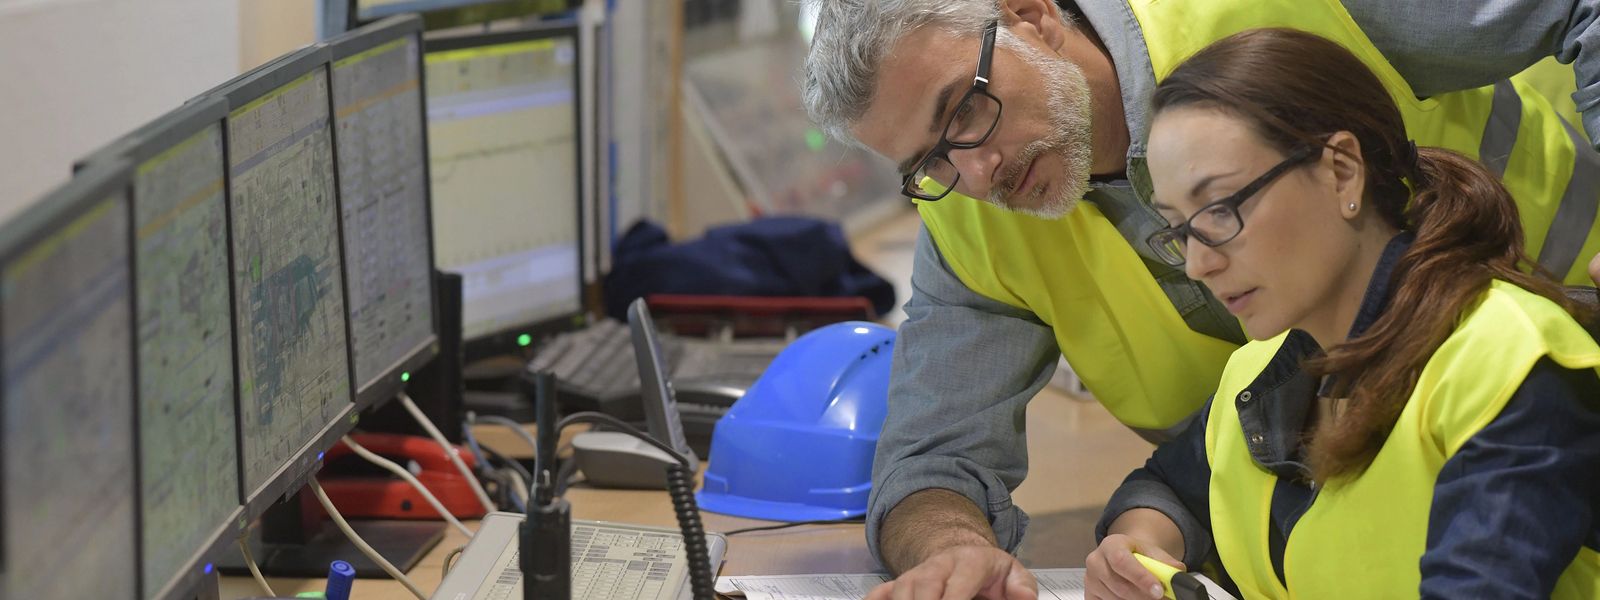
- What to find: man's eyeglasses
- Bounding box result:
[1145,145,1320,267]
[901,20,1003,201]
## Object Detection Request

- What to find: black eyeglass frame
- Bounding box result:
[1145,144,1321,266]
[900,20,1003,201]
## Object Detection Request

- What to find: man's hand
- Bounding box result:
[1588,251,1600,285]
[863,545,1038,600]
[1085,534,1184,600]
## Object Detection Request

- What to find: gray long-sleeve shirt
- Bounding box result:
[866,0,1600,566]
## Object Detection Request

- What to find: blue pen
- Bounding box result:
[325,560,356,600]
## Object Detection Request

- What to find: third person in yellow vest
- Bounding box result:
[1087,28,1600,599]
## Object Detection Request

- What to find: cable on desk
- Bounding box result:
[470,412,548,511]
[310,479,429,600]
[237,537,276,597]
[722,518,866,536]
[505,468,529,512]
[443,545,466,579]
[476,443,530,512]
[460,416,489,467]
[464,419,537,489]
[461,416,493,473]
[463,418,533,497]
[399,391,496,513]
[554,452,581,496]
[342,434,474,538]
[473,413,539,456]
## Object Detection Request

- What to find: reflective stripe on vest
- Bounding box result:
[1480,81,1520,177]
[1539,118,1600,277]
[1205,281,1600,598]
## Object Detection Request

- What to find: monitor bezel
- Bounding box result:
[145,509,244,600]
[73,97,230,174]
[215,46,331,112]
[327,14,444,413]
[0,159,138,592]
[423,22,587,364]
[357,0,492,21]
[216,45,362,521]
[78,96,253,600]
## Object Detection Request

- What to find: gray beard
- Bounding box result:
[986,30,1094,220]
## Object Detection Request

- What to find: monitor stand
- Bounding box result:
[169,569,223,600]
[461,354,535,421]
[361,270,468,441]
[218,269,461,578]
[215,490,445,578]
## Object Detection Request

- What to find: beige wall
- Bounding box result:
[0,0,240,219]
[0,0,322,219]
[238,0,316,72]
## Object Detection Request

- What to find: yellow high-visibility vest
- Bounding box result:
[916,0,1600,430]
[1205,281,1600,598]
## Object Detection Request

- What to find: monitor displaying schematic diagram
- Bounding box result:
[220,47,357,514]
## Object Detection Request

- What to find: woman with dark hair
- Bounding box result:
[1085,28,1600,600]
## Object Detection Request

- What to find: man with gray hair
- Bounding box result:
[802,0,1600,598]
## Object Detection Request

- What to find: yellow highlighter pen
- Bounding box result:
[1133,552,1209,600]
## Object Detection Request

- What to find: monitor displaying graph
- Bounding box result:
[226,64,354,497]
[425,29,582,344]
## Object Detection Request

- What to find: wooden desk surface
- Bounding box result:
[218,386,1149,599]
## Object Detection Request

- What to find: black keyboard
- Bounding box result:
[527,319,783,430]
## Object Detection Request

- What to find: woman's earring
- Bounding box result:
[1348,202,1357,211]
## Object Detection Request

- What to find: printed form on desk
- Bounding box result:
[714,568,1237,600]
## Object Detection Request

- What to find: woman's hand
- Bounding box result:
[1085,533,1185,600]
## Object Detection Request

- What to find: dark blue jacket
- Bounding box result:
[1097,234,1600,599]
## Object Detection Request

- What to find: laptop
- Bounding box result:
[431,512,728,600]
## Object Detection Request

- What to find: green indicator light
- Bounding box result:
[805,128,828,152]
[517,334,532,347]
[401,372,410,382]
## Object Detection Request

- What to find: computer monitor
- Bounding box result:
[219,46,358,517]
[349,0,579,24]
[355,0,493,20]
[118,98,248,600]
[0,161,137,599]
[424,24,584,361]
[329,15,440,410]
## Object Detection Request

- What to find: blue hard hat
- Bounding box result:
[696,321,894,522]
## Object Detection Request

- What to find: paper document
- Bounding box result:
[714,568,1237,600]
